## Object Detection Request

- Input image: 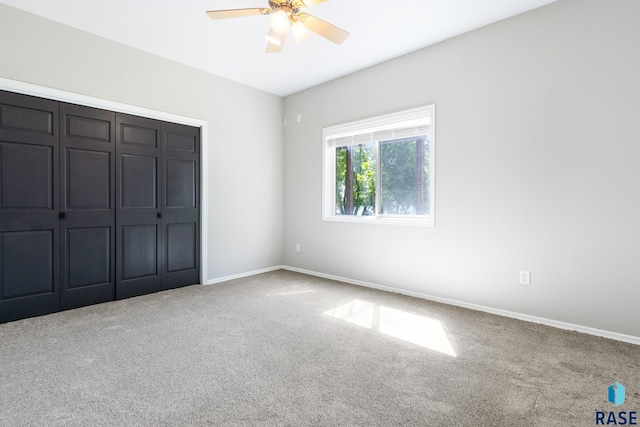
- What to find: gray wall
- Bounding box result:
[283,0,640,337]
[2,0,638,338]
[0,4,284,282]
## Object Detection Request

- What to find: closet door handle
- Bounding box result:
[59,212,66,219]
[157,212,162,219]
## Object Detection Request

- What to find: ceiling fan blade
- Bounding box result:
[299,0,329,8]
[206,8,271,20]
[298,13,349,45]
[266,31,285,53]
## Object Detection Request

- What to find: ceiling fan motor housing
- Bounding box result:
[269,0,304,14]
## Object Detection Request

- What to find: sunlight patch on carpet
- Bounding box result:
[324,299,457,357]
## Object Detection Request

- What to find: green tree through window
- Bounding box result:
[335,144,376,215]
[380,137,429,215]
[335,138,429,216]
[323,105,435,226]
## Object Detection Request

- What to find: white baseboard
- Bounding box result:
[205,265,285,285]
[203,265,639,346]
[281,266,640,346]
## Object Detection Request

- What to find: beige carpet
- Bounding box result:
[1,270,638,426]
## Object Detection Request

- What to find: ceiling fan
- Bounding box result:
[206,0,350,53]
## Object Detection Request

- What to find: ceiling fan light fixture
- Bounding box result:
[265,29,283,46]
[205,1,350,53]
[292,20,310,44]
[270,9,291,34]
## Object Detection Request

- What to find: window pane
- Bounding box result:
[323,105,434,225]
[335,143,376,215]
[380,137,429,216]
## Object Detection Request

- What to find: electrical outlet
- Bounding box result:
[295,243,301,253]
[519,271,531,286]
[296,114,302,123]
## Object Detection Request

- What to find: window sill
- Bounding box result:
[322,215,434,227]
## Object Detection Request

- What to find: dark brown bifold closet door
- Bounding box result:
[59,104,116,310]
[0,91,60,323]
[115,114,163,299]
[1,90,200,323]
[161,122,200,290]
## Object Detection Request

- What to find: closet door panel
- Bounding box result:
[162,123,199,290]
[0,91,59,323]
[121,224,158,280]
[166,222,196,272]
[2,230,54,297]
[59,103,116,310]
[66,149,110,209]
[116,114,162,299]
[67,227,110,288]
[0,95,56,144]
[121,154,157,208]
[166,159,195,208]
[2,143,53,209]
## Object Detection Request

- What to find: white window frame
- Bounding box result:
[322,105,435,227]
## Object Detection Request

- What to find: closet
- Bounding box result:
[0,90,200,323]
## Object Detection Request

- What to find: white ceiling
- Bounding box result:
[1,0,557,96]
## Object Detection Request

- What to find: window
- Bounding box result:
[322,105,435,226]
